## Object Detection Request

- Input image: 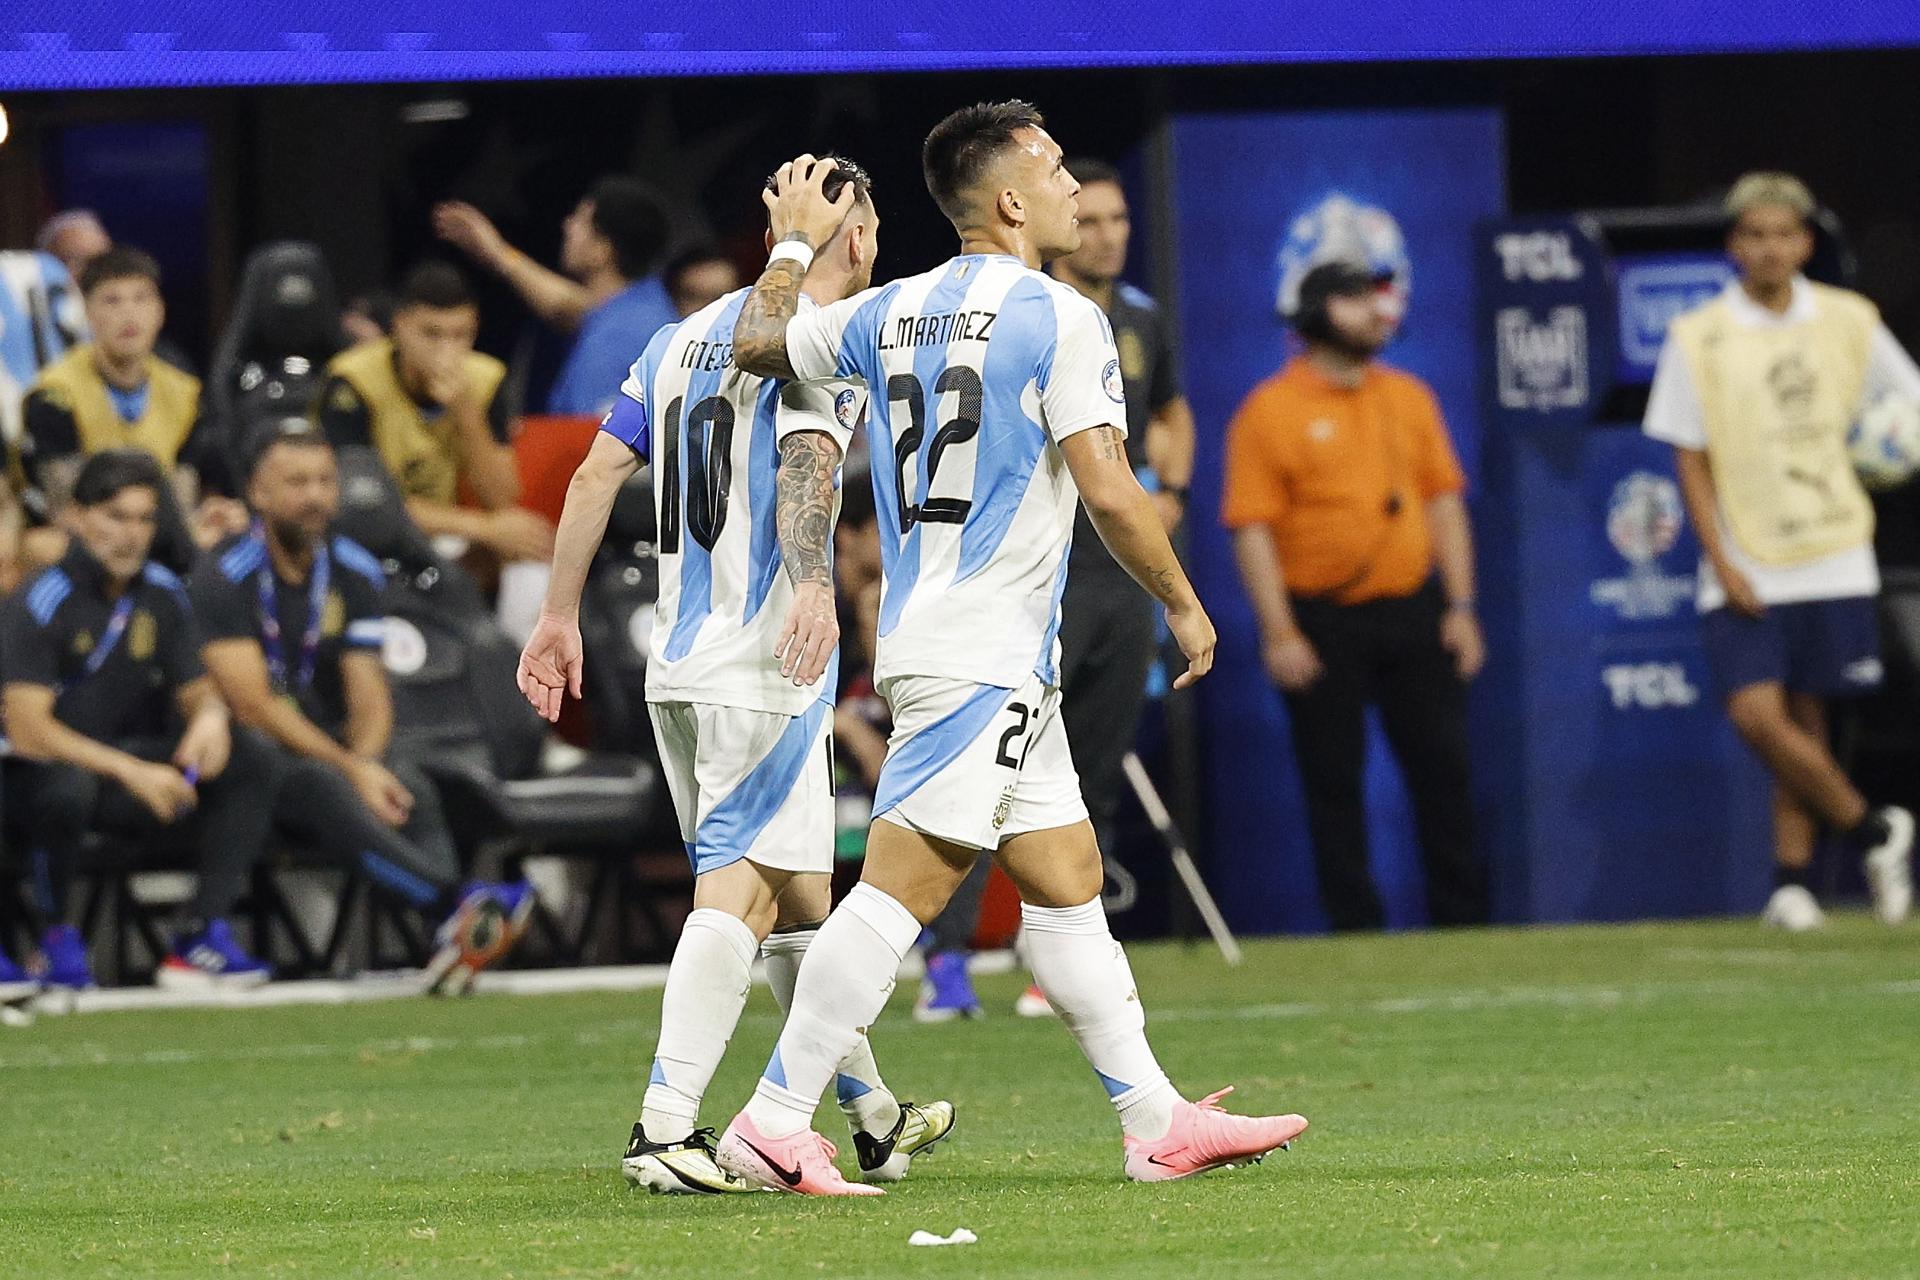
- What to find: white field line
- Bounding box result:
[4,972,1911,1072]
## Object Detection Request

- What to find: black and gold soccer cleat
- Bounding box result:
[621,1122,755,1194]
[853,1100,957,1183]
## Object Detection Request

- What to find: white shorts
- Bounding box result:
[647,698,834,877]
[871,673,1089,852]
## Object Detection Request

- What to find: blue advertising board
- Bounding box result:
[1171,107,1507,933]
[1474,217,1772,921]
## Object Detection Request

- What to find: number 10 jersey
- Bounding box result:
[601,289,861,717]
[783,255,1128,690]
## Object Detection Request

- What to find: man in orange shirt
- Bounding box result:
[1222,260,1487,930]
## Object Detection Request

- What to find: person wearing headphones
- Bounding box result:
[1222,258,1487,931]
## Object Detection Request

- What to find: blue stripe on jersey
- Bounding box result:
[740,378,781,626]
[871,680,1013,819]
[1032,547,1073,684]
[218,534,268,582]
[662,292,750,663]
[141,561,190,607]
[26,568,72,625]
[331,536,387,587]
[955,273,1055,584]
[847,284,910,623]
[689,694,830,875]
[878,259,979,641]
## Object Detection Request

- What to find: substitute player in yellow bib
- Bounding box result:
[1645,172,1917,930]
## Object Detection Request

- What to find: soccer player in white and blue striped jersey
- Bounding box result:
[715,104,1307,1193]
[517,159,951,1197]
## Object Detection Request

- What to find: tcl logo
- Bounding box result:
[1496,232,1584,282]
[1602,663,1699,710]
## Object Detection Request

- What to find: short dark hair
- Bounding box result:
[664,242,731,292]
[243,416,332,481]
[762,153,875,211]
[72,448,167,508]
[79,246,161,298]
[1066,157,1122,191]
[396,261,475,312]
[922,100,1047,221]
[585,176,669,279]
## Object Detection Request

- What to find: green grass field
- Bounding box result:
[4,916,1918,1279]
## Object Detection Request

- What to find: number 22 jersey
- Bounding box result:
[782,254,1127,690]
[600,289,861,717]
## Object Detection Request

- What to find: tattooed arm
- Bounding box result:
[735,154,858,379]
[772,429,845,686]
[733,250,808,380]
[1059,425,1217,689]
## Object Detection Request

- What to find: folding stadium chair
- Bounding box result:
[204,241,345,473]
[381,571,668,965]
[576,469,661,758]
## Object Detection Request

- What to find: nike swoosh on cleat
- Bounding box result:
[1144,1153,1184,1168]
[742,1140,805,1186]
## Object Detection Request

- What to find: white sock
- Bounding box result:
[745,884,920,1138]
[1021,897,1178,1140]
[762,926,904,1136]
[640,907,759,1142]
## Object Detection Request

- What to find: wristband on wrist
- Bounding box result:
[767,239,815,272]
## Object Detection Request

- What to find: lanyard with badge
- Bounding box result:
[61,593,137,693]
[253,523,330,695]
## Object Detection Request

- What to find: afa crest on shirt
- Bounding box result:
[323,590,346,638]
[834,387,859,430]
[128,610,156,661]
[1102,359,1125,405]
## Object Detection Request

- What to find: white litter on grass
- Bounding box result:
[908,1228,977,1248]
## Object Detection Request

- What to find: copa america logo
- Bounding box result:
[1606,471,1682,566]
[1590,470,1694,620]
[1275,193,1412,321]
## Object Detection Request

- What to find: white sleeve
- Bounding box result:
[1862,323,1920,405]
[784,289,879,383]
[1641,337,1707,450]
[776,379,862,456]
[1039,293,1127,444]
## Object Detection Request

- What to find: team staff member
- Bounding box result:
[434,177,676,415]
[1645,171,1916,931]
[1,450,276,991]
[1223,259,1487,931]
[316,262,555,565]
[191,419,460,890]
[16,247,246,573]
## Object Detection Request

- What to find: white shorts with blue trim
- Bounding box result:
[871,673,1088,852]
[647,698,834,878]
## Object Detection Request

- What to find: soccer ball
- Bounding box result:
[1848,392,1920,491]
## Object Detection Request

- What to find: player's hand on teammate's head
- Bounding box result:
[516,612,584,722]
[763,154,857,251]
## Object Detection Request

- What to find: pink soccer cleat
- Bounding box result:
[1122,1086,1308,1183]
[715,1113,886,1196]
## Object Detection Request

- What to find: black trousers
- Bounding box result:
[12,731,461,932]
[269,757,459,912]
[1058,578,1160,848]
[922,577,1158,958]
[13,728,280,927]
[1284,579,1485,930]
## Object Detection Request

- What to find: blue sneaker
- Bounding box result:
[913,951,981,1023]
[35,925,95,991]
[158,919,271,991]
[0,950,37,1003]
[424,880,536,995]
